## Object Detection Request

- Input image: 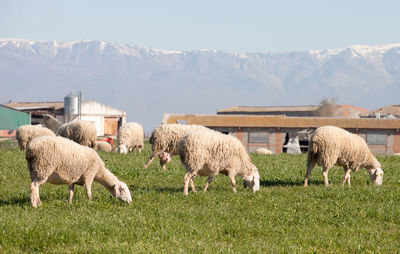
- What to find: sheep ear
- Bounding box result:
[113,184,120,198]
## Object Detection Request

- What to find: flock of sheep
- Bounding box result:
[15,121,384,208]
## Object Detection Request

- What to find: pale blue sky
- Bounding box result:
[1,0,400,52]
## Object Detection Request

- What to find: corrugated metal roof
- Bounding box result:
[217,105,319,113]
[371,105,400,116]
[217,105,369,114]
[164,114,400,130]
[6,102,64,110]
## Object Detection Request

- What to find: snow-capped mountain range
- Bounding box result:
[1,39,399,131]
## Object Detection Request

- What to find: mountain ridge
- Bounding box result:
[1,39,399,131]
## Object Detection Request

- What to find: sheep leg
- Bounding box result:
[228,174,237,194]
[322,167,330,187]
[304,159,316,187]
[68,185,75,203]
[30,177,48,208]
[203,176,213,192]
[144,154,155,169]
[160,159,167,171]
[183,171,196,195]
[342,169,351,186]
[190,178,197,193]
[85,181,93,200]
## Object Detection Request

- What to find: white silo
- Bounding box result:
[64,92,82,122]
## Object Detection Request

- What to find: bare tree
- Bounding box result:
[315,97,338,117]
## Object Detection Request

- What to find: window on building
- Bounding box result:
[249,132,268,143]
[366,133,386,145]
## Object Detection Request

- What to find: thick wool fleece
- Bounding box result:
[26,136,132,207]
[26,136,106,184]
[149,124,209,156]
[57,120,97,148]
[178,130,258,178]
[16,125,55,151]
[93,141,113,152]
[308,126,380,171]
[117,122,144,151]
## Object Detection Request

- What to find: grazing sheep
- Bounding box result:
[304,126,383,187]
[93,140,113,152]
[26,136,132,208]
[178,130,260,195]
[144,124,209,171]
[16,125,55,151]
[117,122,144,154]
[254,148,273,155]
[57,120,97,148]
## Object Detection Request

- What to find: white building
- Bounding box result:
[7,96,127,137]
[79,100,126,136]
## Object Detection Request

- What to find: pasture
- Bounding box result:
[0,142,399,253]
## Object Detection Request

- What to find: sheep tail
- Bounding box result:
[311,142,318,154]
[306,139,318,167]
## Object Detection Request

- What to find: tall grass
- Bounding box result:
[0,143,399,253]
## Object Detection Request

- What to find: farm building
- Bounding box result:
[361,105,400,119]
[217,105,369,118]
[6,94,126,136]
[162,113,400,155]
[79,100,126,136]
[0,105,30,137]
[5,101,64,124]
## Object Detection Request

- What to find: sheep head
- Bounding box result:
[159,152,171,164]
[369,168,384,186]
[242,171,260,193]
[118,144,128,154]
[113,181,132,204]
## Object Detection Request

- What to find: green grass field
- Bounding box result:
[0,142,399,253]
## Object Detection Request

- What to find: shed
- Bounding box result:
[80,100,126,136]
[6,100,127,137]
[5,101,64,124]
[163,113,400,155]
[0,105,30,137]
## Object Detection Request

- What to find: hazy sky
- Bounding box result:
[1,0,400,53]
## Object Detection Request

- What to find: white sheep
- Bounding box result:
[57,120,97,148]
[178,130,260,195]
[254,148,273,155]
[26,136,132,208]
[304,126,383,187]
[117,122,144,154]
[16,125,55,151]
[93,140,113,152]
[144,124,209,171]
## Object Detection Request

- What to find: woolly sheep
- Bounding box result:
[26,136,132,208]
[57,120,97,148]
[144,124,209,171]
[16,125,55,151]
[117,122,144,154]
[178,130,260,195]
[254,148,273,155]
[304,126,383,187]
[93,140,113,152]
